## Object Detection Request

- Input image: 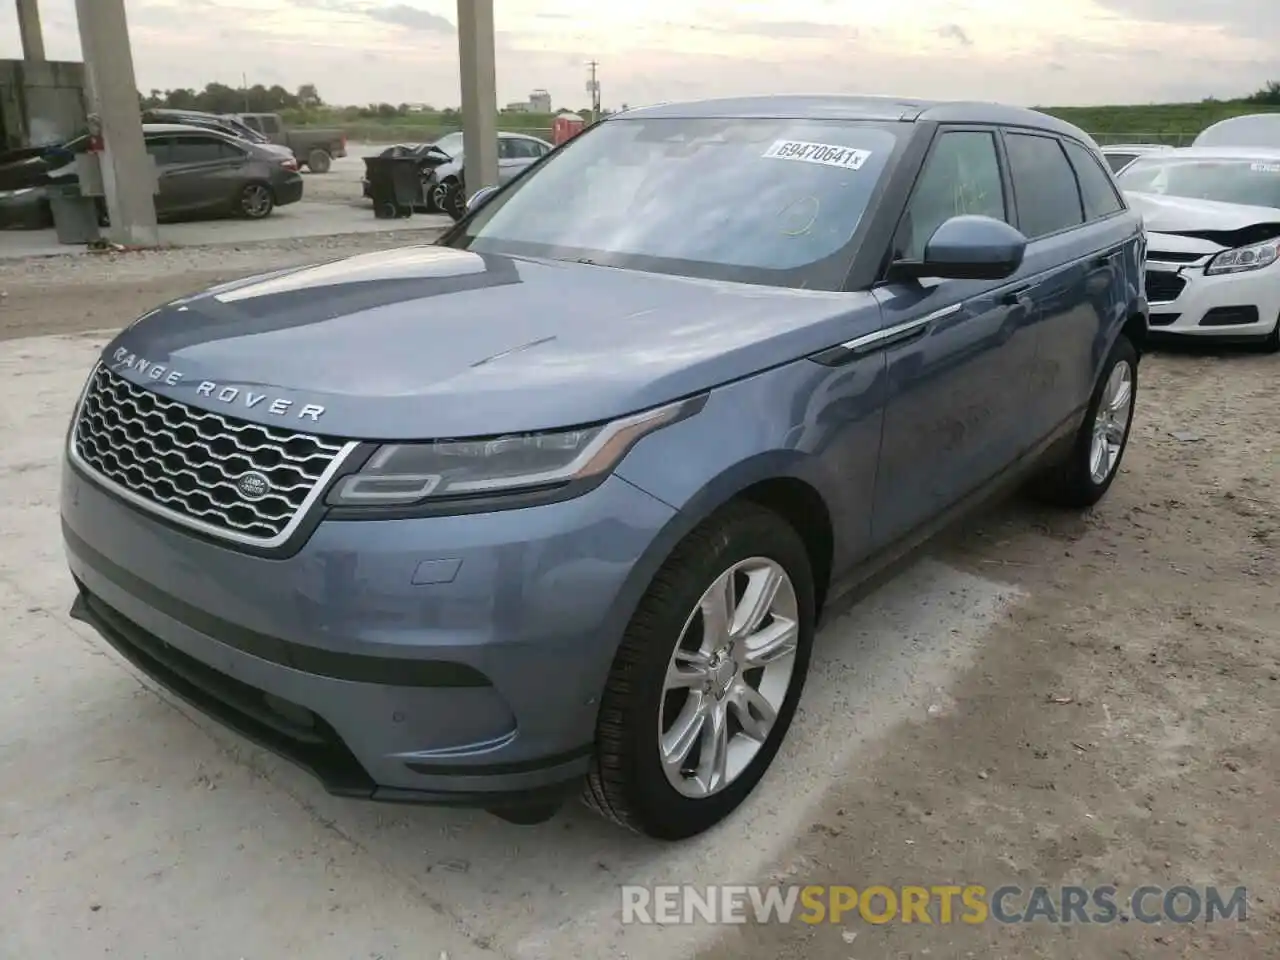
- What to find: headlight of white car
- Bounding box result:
[1205,239,1280,275]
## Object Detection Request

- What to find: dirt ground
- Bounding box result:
[698,345,1279,959]
[2,244,1276,959]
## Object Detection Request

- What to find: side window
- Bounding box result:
[511,139,542,159]
[1063,140,1125,220]
[240,116,262,133]
[1004,133,1085,239]
[498,137,518,159]
[260,115,281,135]
[144,137,172,166]
[168,137,229,165]
[898,130,1006,261]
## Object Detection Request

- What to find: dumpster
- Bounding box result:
[46,180,101,244]
[363,155,422,219]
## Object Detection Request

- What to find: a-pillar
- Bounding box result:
[457,0,498,196]
[75,0,158,246]
[16,0,46,61]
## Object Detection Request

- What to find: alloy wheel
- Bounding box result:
[1089,360,1134,484]
[658,557,800,799]
[242,184,272,218]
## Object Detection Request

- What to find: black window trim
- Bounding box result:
[998,128,1090,242]
[874,122,1015,283]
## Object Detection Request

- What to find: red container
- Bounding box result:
[553,113,586,146]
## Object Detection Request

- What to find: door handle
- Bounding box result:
[1001,286,1031,306]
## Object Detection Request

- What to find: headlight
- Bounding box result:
[1205,239,1279,275]
[327,397,701,507]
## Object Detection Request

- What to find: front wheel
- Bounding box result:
[1031,334,1138,508]
[239,182,274,219]
[584,502,815,840]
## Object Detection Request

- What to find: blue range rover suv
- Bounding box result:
[61,96,1148,840]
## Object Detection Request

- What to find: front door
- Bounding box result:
[870,126,1040,548]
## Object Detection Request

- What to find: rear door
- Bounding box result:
[158,135,249,215]
[870,126,1041,548]
[1002,131,1128,440]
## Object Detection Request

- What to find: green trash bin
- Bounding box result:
[46,181,102,245]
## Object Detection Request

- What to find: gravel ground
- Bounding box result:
[0,230,441,342]
[2,242,1276,957]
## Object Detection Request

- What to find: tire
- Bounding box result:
[444,182,466,222]
[584,501,816,840]
[239,182,274,220]
[307,149,332,174]
[1031,334,1138,508]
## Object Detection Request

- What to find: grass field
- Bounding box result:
[288,99,1280,145]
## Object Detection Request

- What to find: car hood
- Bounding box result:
[1126,191,1280,235]
[101,246,879,440]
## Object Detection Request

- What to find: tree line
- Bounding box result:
[137,82,608,122]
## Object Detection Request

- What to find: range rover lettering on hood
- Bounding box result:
[109,348,325,421]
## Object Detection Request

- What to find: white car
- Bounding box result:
[1116,146,1280,350]
[1100,143,1173,174]
[1193,114,1280,150]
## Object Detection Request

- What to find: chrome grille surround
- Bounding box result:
[70,364,358,548]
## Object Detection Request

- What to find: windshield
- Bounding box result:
[1117,156,1280,208]
[444,116,903,289]
[433,132,464,157]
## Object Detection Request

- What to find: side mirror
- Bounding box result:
[892,215,1028,281]
[467,185,499,212]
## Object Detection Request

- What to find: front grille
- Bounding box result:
[1145,271,1187,303]
[1147,250,1203,264]
[72,365,348,545]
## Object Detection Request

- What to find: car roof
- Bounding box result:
[142,122,236,137]
[617,95,1093,142]
[1134,145,1280,161]
[1102,143,1172,151]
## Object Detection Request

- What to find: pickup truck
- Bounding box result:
[224,112,347,173]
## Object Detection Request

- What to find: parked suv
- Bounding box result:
[61,96,1147,840]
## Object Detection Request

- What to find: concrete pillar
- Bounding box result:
[457,0,498,195]
[15,0,45,61]
[75,0,158,246]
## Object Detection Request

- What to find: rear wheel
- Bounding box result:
[584,502,815,840]
[307,149,332,174]
[239,182,274,219]
[1031,334,1138,508]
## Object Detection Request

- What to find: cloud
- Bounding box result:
[937,23,973,46]
[1092,0,1280,39]
[1,0,1277,112]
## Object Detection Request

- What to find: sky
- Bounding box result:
[1,0,1276,110]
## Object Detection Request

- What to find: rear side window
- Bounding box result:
[169,137,239,164]
[1063,140,1124,220]
[1004,132,1084,239]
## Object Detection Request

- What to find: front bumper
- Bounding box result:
[62,460,675,808]
[1145,260,1280,340]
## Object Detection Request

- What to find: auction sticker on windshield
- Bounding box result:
[763,140,872,170]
